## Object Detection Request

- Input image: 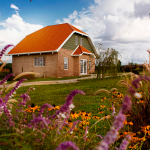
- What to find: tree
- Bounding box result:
[95,44,120,79]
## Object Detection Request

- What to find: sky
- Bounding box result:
[0,0,150,65]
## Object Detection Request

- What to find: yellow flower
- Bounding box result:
[55,106,60,110]
[100,105,105,108]
[92,115,100,119]
[98,111,104,114]
[81,113,91,120]
[128,122,133,125]
[71,112,79,119]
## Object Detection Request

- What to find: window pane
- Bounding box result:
[89,61,91,71]
[80,38,82,46]
[34,57,45,66]
[64,57,68,70]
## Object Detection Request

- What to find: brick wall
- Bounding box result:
[12,53,58,77]
[57,48,74,77]
[12,49,95,77]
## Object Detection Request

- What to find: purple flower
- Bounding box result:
[128,87,136,96]
[0,45,14,59]
[5,79,26,102]
[0,73,14,85]
[67,120,80,134]
[40,103,53,114]
[30,116,51,129]
[95,141,109,150]
[113,112,126,130]
[83,126,89,142]
[121,96,131,114]
[51,90,85,119]
[55,141,79,150]
[118,135,131,150]
[132,78,140,89]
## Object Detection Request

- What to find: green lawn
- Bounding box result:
[15,76,126,114]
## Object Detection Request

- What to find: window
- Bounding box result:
[80,38,82,46]
[80,59,87,74]
[89,61,91,71]
[75,36,78,45]
[64,57,68,70]
[34,57,45,66]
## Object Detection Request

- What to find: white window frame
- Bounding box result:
[89,61,91,71]
[75,36,78,45]
[34,57,45,67]
[80,38,82,46]
[80,59,87,74]
[64,57,68,70]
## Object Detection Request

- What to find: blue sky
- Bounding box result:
[0,0,150,65]
[0,0,94,27]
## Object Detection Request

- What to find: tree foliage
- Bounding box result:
[95,44,120,79]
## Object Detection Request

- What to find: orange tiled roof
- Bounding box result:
[8,23,88,55]
[72,45,92,56]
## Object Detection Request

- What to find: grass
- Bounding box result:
[15,76,126,113]
[13,76,127,142]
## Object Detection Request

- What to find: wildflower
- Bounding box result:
[111,104,116,116]
[81,113,91,120]
[134,92,142,99]
[5,79,26,102]
[71,111,79,119]
[132,78,140,89]
[0,45,14,59]
[83,126,89,142]
[98,111,104,114]
[56,141,79,150]
[67,120,80,134]
[118,135,131,150]
[113,112,126,130]
[121,96,131,114]
[51,90,85,119]
[40,103,53,114]
[92,115,100,119]
[69,103,75,110]
[100,105,105,108]
[0,73,14,85]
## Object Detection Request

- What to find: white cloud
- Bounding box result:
[56,0,150,65]
[0,4,43,62]
[10,4,19,10]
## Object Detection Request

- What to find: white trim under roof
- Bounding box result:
[87,37,97,55]
[71,45,80,56]
[6,50,57,56]
[71,45,96,58]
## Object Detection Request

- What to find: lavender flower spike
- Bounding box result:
[56,141,79,150]
[83,126,89,142]
[118,135,131,150]
[5,79,26,102]
[0,73,14,85]
[51,89,85,119]
[132,78,140,89]
[67,120,80,134]
[0,45,14,59]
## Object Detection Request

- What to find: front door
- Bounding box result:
[80,59,87,74]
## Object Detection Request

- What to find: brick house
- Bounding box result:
[8,23,97,77]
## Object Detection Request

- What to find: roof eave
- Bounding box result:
[6,50,58,56]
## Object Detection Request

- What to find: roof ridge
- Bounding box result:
[79,45,83,53]
[67,23,75,32]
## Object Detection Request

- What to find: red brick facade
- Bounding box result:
[12,48,95,77]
